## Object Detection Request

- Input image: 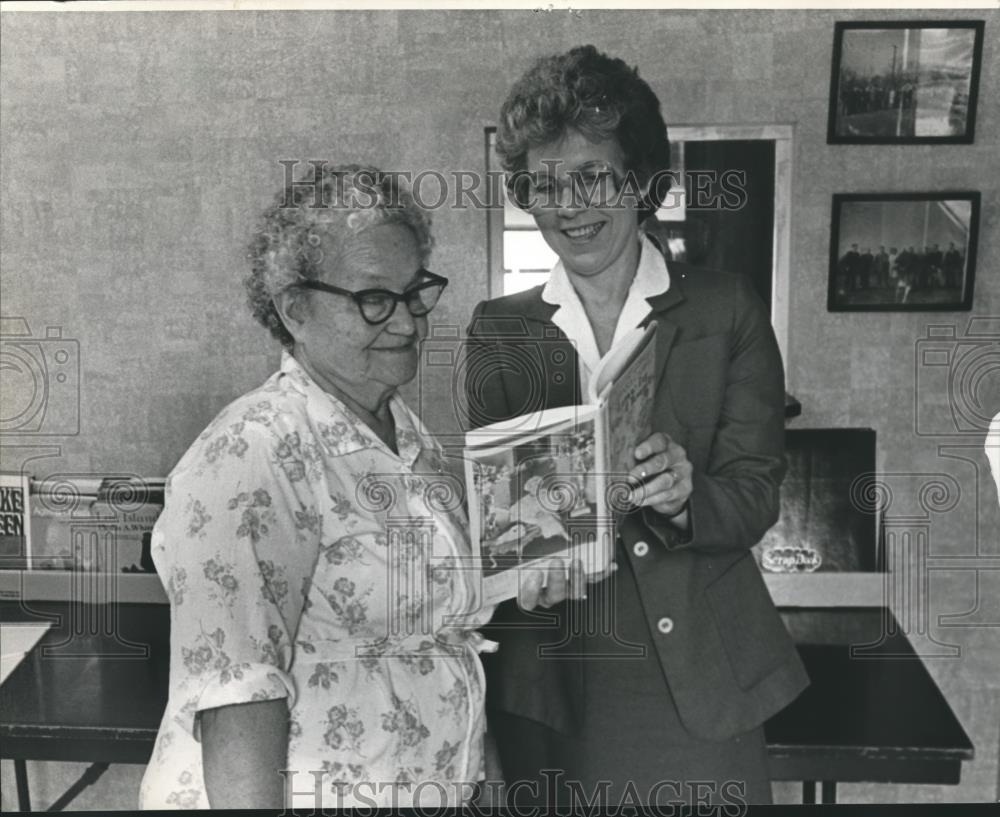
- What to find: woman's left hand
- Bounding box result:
[628,432,693,519]
[517,557,587,610]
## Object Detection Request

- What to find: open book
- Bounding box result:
[464,322,658,603]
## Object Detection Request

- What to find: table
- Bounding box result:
[0,603,974,810]
[0,602,169,811]
[765,641,974,802]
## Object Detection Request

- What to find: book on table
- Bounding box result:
[464,321,658,603]
[0,473,31,571]
[0,475,166,604]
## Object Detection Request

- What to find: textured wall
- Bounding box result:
[1,8,997,808]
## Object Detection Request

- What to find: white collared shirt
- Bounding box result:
[542,233,671,397]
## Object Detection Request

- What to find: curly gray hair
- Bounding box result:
[246,164,434,347]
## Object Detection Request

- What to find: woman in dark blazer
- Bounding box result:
[465,45,808,808]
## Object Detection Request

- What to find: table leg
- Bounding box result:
[822,781,837,803]
[48,763,110,812]
[14,759,31,812]
[802,781,816,804]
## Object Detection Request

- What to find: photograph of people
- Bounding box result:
[833,25,981,140]
[137,165,577,811]
[475,433,598,576]
[465,46,809,808]
[831,197,973,308]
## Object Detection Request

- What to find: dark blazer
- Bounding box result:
[464,249,809,743]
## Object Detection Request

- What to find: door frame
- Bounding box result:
[667,124,793,374]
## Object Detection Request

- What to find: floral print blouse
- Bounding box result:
[139,353,494,810]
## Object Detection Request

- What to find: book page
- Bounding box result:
[462,327,656,603]
[464,405,583,450]
[587,322,658,404]
[464,406,605,604]
[600,322,659,484]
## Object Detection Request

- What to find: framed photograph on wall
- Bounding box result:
[828,192,979,312]
[828,20,984,144]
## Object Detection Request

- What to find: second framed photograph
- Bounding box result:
[828,20,984,144]
[828,192,979,312]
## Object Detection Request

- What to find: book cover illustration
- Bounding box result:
[464,322,657,602]
[600,322,658,482]
[471,411,599,574]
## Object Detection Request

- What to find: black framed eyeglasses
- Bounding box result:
[298,269,449,325]
[507,161,624,211]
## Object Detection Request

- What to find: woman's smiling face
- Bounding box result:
[525,129,641,279]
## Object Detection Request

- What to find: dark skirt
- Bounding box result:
[488,540,774,808]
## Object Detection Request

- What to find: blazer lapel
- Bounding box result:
[505,242,688,411]
[644,264,686,398]
[501,293,581,409]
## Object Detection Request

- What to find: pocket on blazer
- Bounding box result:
[705,552,792,690]
[667,334,727,428]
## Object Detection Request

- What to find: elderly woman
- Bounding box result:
[467,47,809,807]
[139,165,574,810]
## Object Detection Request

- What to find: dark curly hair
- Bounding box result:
[496,45,671,220]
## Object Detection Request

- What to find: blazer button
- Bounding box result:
[657,616,674,635]
[633,540,649,557]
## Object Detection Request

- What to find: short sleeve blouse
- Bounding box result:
[139,352,493,810]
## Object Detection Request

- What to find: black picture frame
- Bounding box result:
[828,192,979,312]
[827,20,984,144]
